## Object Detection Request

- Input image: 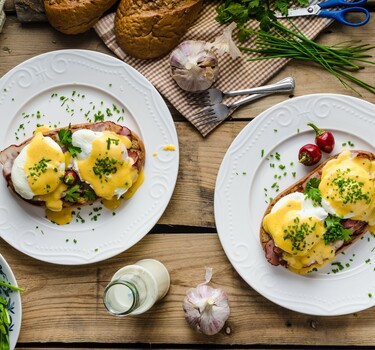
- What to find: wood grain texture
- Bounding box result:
[3,0,13,12]
[1,13,375,349]
[14,0,46,22]
[1,235,375,347]
[1,16,374,111]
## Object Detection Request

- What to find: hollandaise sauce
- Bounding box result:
[12,126,145,226]
[75,131,138,201]
[25,132,65,196]
[319,149,375,223]
[46,208,74,225]
[262,197,333,274]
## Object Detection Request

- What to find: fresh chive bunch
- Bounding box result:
[0,282,24,350]
[215,0,375,95]
[239,21,375,94]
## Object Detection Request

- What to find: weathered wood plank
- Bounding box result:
[14,0,46,22]
[159,121,239,227]
[0,11,5,33]
[1,16,375,229]
[234,22,375,120]
[4,0,14,12]
[1,16,374,110]
[1,235,375,346]
[0,0,6,32]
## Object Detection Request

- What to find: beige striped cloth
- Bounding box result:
[94,2,332,137]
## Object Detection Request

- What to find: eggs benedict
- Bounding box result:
[0,121,145,224]
[260,149,375,274]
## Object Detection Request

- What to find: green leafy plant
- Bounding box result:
[216,0,308,30]
[304,177,322,206]
[215,1,375,95]
[323,214,352,244]
[0,282,24,350]
[58,127,82,158]
[64,184,81,203]
[239,22,375,94]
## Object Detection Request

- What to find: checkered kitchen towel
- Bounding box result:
[94,1,332,137]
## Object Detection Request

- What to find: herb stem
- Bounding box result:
[0,281,24,292]
[239,21,375,95]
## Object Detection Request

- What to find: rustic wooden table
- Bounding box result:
[1,3,375,349]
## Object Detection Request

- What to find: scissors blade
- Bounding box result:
[275,5,320,18]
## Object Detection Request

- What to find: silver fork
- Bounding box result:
[192,78,295,126]
[193,77,295,105]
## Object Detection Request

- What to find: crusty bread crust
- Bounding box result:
[115,0,203,59]
[44,0,117,34]
[260,150,375,261]
[0,121,145,209]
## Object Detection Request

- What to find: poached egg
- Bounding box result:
[71,129,138,201]
[10,125,144,225]
[319,149,375,227]
[262,149,375,274]
[262,192,333,273]
[11,132,66,201]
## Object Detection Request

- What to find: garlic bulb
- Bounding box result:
[183,268,230,335]
[169,41,219,92]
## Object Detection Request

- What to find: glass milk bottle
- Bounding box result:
[103,259,170,316]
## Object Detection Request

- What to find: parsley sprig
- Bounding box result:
[83,189,96,201]
[58,127,82,158]
[216,0,308,31]
[64,186,96,203]
[304,178,322,206]
[323,215,352,244]
[64,184,81,203]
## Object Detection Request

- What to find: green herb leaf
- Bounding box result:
[64,184,81,203]
[83,189,96,201]
[304,178,322,206]
[0,282,24,292]
[239,21,375,95]
[58,128,82,158]
[0,282,23,350]
[323,215,352,244]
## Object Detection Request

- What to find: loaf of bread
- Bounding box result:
[115,0,203,59]
[44,0,117,34]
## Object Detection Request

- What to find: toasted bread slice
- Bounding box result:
[0,121,145,209]
[260,150,375,271]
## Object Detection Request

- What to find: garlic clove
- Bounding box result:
[210,22,241,60]
[170,40,219,92]
[183,269,230,336]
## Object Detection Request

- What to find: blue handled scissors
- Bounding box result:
[275,0,370,27]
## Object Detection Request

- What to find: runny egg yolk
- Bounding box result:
[319,149,375,223]
[75,131,138,200]
[262,197,332,274]
[25,132,65,196]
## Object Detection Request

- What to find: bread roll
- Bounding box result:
[115,0,203,59]
[44,0,117,34]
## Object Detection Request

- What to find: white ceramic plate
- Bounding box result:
[0,50,179,265]
[215,94,375,316]
[0,254,22,350]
